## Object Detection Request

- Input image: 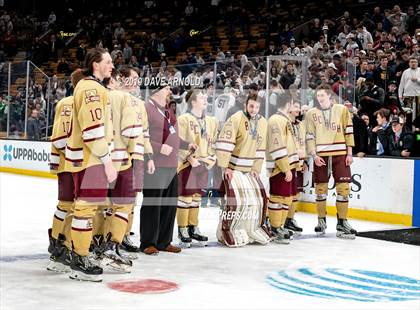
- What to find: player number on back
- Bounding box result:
[89,108,102,122]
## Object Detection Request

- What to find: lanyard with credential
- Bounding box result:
[149,99,176,134]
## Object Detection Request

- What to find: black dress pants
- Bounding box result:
[140,167,178,251]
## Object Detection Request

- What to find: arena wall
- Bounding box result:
[0,139,419,226]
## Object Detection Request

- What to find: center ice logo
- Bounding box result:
[267,268,420,302]
[3,145,12,161]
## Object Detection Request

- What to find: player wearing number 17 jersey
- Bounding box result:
[47,69,84,273]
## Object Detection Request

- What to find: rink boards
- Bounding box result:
[1,138,419,227]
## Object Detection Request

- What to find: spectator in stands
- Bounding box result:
[356,24,373,50]
[372,6,384,26]
[386,115,413,157]
[123,41,133,64]
[370,108,391,155]
[34,102,45,129]
[384,80,403,114]
[8,125,20,139]
[313,35,327,53]
[326,62,340,84]
[359,77,385,122]
[111,44,122,61]
[411,114,420,157]
[373,55,394,91]
[268,79,283,115]
[33,95,46,111]
[286,38,300,56]
[399,57,420,127]
[76,42,86,66]
[309,18,323,42]
[185,1,194,17]
[144,0,156,11]
[264,41,278,56]
[357,59,373,79]
[114,22,125,43]
[129,55,139,68]
[388,6,408,35]
[301,38,313,56]
[345,103,368,157]
[0,94,6,131]
[55,81,66,102]
[344,33,359,57]
[27,109,41,140]
[280,63,296,89]
[332,71,354,103]
[48,11,56,26]
[361,113,370,128]
[57,57,70,74]
[406,6,418,35]
[394,49,411,83]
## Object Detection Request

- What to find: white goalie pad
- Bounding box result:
[217,170,271,247]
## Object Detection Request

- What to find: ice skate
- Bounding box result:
[47,228,55,254]
[178,227,192,248]
[271,227,291,244]
[47,246,71,273]
[315,217,327,236]
[69,252,103,282]
[336,219,357,240]
[100,241,133,273]
[188,226,208,246]
[118,243,139,260]
[285,218,303,236]
[47,235,71,273]
[121,234,140,253]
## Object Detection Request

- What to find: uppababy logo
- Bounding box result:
[2,144,50,162]
[3,145,12,161]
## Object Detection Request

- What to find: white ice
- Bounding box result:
[1,173,419,310]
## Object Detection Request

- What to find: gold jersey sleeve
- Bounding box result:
[177,113,218,172]
[126,95,152,162]
[305,104,354,157]
[266,113,299,176]
[65,78,114,172]
[109,90,139,171]
[291,119,307,171]
[50,96,73,174]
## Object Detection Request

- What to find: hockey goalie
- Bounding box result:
[215,93,271,247]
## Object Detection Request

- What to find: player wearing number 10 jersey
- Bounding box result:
[65,48,116,282]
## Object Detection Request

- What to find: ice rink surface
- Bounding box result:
[1,173,419,310]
